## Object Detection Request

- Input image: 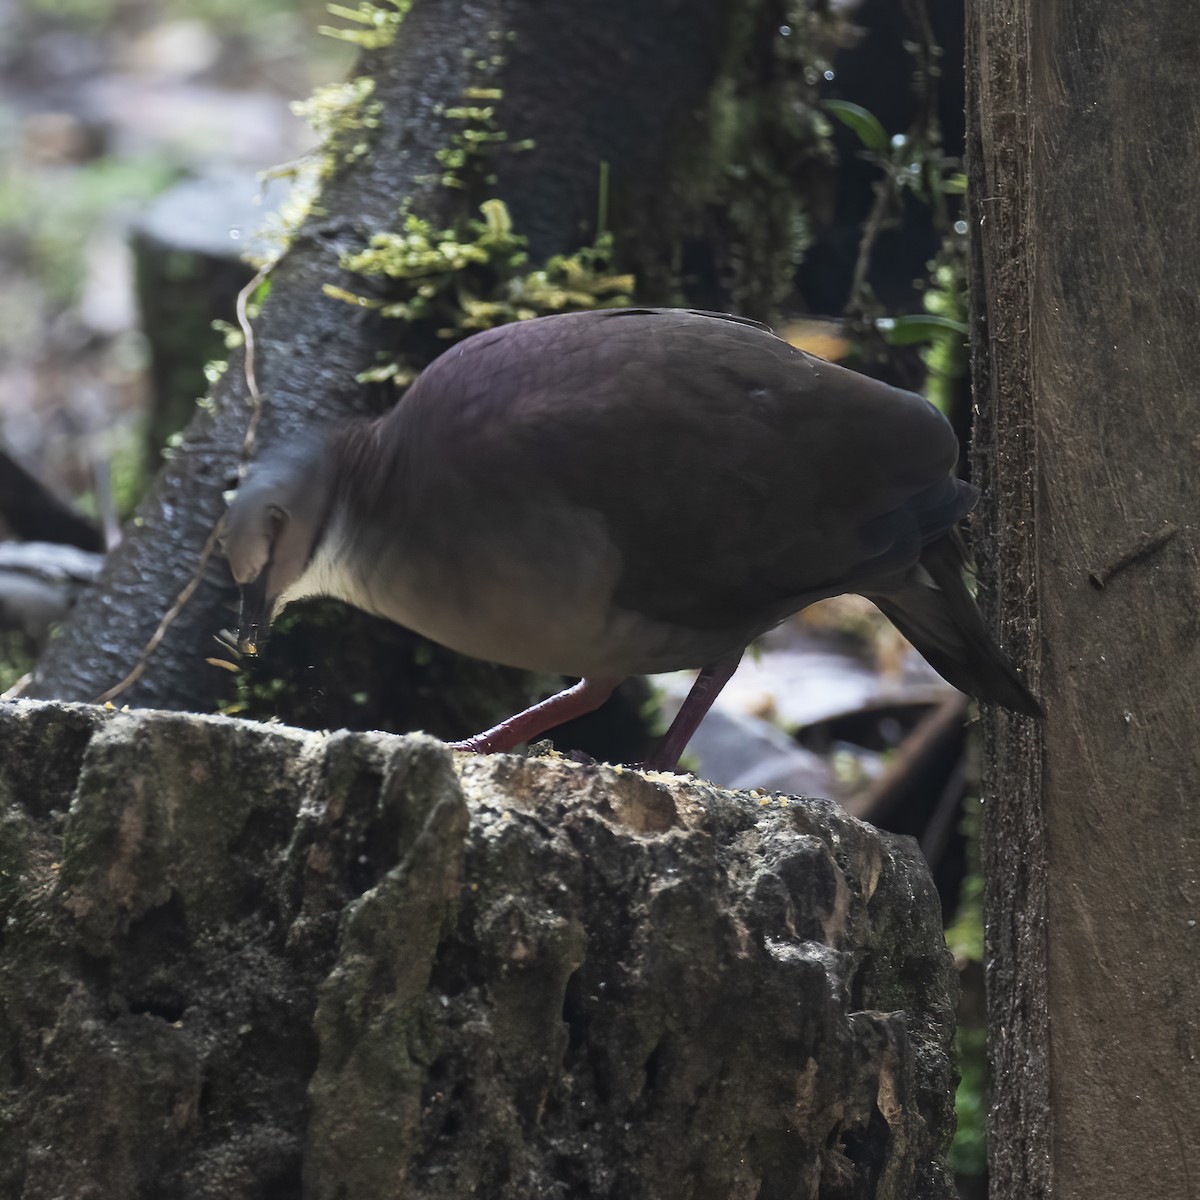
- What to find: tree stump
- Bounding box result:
[0,700,957,1198]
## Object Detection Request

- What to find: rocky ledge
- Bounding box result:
[0,699,956,1199]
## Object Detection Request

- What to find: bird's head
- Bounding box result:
[222,436,334,656]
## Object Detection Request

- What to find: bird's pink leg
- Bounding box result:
[447,676,622,755]
[645,650,744,772]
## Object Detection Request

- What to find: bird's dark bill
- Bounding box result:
[237,576,272,657]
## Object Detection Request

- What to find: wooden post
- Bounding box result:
[968,2,1200,1197]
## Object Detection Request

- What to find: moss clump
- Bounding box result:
[327,199,633,385]
[318,0,412,50]
[291,76,382,174]
[429,88,535,192]
[256,76,383,261]
[296,17,626,385]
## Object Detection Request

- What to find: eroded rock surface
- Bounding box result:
[0,700,956,1199]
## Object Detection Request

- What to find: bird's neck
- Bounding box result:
[330,414,412,508]
[306,415,417,611]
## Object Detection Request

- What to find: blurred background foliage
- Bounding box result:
[0,0,352,504]
[0,0,988,1192]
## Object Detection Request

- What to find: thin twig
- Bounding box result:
[92,266,271,705]
[845,175,898,318]
[237,265,269,464]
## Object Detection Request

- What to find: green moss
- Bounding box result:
[249,163,326,267]
[318,0,412,49]
[329,199,633,385]
[422,60,533,193]
[285,18,627,391]
[256,77,382,260]
[291,76,382,174]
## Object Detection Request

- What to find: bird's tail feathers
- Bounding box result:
[868,532,1043,717]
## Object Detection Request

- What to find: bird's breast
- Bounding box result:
[353,503,732,678]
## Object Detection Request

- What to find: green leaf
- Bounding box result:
[877,313,968,346]
[823,100,888,153]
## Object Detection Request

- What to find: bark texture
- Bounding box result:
[24,0,810,715]
[964,7,1049,1196]
[968,2,1200,1197]
[0,699,957,1199]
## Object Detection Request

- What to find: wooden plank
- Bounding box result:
[969,1,1200,1196]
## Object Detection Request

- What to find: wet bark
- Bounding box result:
[0,699,957,1199]
[967,1,1200,1196]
